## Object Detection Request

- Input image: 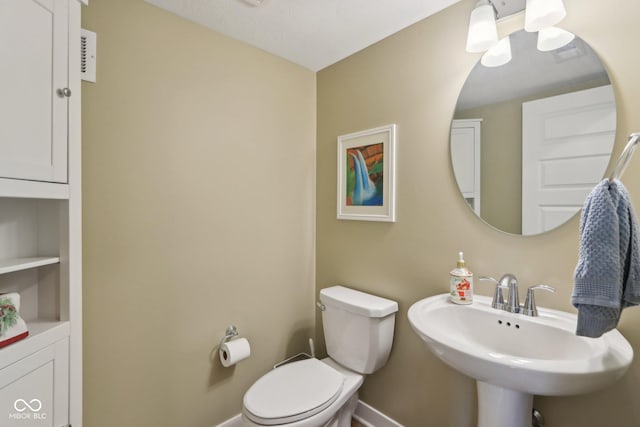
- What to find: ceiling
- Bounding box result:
[142,0,599,105]
[143,0,464,71]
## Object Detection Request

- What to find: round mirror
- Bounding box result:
[451,29,616,236]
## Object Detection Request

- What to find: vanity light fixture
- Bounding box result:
[524,0,567,32]
[481,35,512,67]
[466,0,499,53]
[536,26,575,51]
[466,0,570,60]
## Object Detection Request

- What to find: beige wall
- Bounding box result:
[317,0,640,425]
[81,1,316,426]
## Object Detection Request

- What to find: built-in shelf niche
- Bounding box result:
[0,264,60,323]
[0,198,66,355]
[0,198,62,261]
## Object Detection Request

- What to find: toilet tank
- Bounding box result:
[320,286,398,374]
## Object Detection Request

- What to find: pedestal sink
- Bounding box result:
[408,294,633,427]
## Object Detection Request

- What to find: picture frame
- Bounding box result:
[337,124,396,222]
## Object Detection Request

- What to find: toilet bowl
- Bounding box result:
[241,286,398,427]
[242,358,363,427]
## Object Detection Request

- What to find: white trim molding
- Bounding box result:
[214,401,403,427]
[354,400,404,427]
[215,414,242,427]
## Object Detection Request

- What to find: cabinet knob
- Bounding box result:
[56,87,72,98]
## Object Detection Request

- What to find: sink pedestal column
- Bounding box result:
[477,381,532,427]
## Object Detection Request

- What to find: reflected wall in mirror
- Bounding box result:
[451,29,616,236]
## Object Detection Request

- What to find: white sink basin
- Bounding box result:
[408,293,633,426]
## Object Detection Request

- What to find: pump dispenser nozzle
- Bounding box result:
[457,251,466,268]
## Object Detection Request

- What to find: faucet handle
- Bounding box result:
[479,276,507,310]
[529,284,556,292]
[522,285,556,316]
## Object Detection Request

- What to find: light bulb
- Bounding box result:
[537,27,575,51]
[481,36,512,67]
[466,2,498,53]
[525,0,567,32]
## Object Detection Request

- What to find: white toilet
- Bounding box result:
[242,285,398,427]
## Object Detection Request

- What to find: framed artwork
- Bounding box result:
[337,124,396,222]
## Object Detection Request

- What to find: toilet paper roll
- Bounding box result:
[219,337,251,367]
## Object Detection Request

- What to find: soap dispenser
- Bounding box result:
[450,252,473,305]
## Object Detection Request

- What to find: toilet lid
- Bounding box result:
[243,358,344,425]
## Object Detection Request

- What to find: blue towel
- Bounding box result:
[572,179,640,337]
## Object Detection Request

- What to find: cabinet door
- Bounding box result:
[0,0,68,183]
[0,338,69,427]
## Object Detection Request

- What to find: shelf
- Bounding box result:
[0,257,60,275]
[0,177,69,199]
[0,320,70,369]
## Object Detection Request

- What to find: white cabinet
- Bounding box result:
[0,0,69,184]
[451,119,482,215]
[0,0,82,426]
[0,337,69,427]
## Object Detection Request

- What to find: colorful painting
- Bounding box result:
[337,124,396,222]
[346,143,384,206]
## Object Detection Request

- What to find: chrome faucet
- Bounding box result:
[501,274,520,313]
[481,274,557,316]
[480,274,521,313]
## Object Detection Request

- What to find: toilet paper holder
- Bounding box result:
[219,325,239,348]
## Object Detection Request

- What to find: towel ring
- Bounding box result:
[609,133,640,181]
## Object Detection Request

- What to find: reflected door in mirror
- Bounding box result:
[522,85,615,235]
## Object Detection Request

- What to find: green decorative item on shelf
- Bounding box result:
[0,298,18,337]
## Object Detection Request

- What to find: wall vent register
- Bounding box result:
[80,28,96,83]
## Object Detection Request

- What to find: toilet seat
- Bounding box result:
[243,358,345,425]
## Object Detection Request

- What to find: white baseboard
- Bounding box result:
[354,400,404,427]
[215,413,242,427]
[214,400,403,427]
